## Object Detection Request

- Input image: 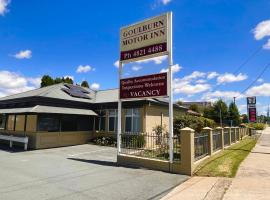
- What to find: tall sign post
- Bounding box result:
[118,12,174,163]
[247,96,257,122]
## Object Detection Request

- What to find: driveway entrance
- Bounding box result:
[0,144,188,200]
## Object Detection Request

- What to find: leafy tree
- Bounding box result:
[176,101,183,105]
[241,114,248,123]
[189,104,199,113]
[203,99,228,126]
[228,102,241,126]
[81,80,89,88]
[54,77,63,84]
[40,75,54,88]
[62,77,73,84]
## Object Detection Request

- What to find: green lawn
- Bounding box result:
[194,136,258,177]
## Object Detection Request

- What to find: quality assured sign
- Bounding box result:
[120,13,170,62]
[247,96,257,122]
[120,73,168,99]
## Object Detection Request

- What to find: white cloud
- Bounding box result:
[131,65,142,71]
[27,77,41,88]
[136,55,167,64]
[257,78,264,83]
[246,83,270,97]
[0,70,39,97]
[217,73,248,84]
[196,79,207,84]
[174,82,211,95]
[253,20,270,40]
[90,83,100,90]
[182,71,206,81]
[263,39,270,50]
[160,64,182,73]
[76,65,92,73]
[207,72,219,79]
[13,50,32,59]
[202,90,243,102]
[0,0,10,16]
[161,0,172,5]
[114,60,120,68]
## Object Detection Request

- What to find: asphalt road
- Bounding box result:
[0,144,188,200]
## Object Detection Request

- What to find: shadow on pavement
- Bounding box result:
[68,158,141,169]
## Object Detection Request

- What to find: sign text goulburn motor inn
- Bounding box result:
[120,73,168,99]
[120,13,168,62]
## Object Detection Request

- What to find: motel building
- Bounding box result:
[0,83,189,149]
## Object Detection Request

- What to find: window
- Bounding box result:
[77,116,94,131]
[61,115,77,132]
[38,114,60,132]
[95,110,106,131]
[125,108,141,133]
[15,115,26,131]
[0,114,7,129]
[7,115,15,131]
[108,109,117,132]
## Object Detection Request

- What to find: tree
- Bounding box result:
[203,99,228,126]
[228,102,241,126]
[40,75,54,88]
[176,101,183,106]
[241,114,248,123]
[62,77,73,84]
[189,104,199,113]
[81,80,89,88]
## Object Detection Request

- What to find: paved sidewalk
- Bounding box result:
[223,128,270,200]
[161,177,231,200]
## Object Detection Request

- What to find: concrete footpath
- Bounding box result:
[223,127,270,200]
[162,128,270,200]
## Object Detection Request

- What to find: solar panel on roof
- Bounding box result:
[64,84,90,94]
[61,85,91,99]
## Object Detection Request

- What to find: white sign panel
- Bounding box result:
[120,13,170,63]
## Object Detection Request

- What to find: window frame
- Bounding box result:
[125,108,141,133]
[108,109,118,133]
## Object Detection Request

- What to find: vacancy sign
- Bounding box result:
[120,73,168,99]
[247,96,257,122]
[120,13,169,62]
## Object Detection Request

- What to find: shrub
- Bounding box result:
[248,123,266,130]
[91,136,117,147]
[130,134,146,148]
[174,114,216,134]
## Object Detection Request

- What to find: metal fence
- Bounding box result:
[212,130,222,151]
[231,129,236,143]
[120,132,181,162]
[194,133,209,161]
[224,129,230,146]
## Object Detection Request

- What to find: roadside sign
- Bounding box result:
[120,13,169,63]
[120,72,168,99]
[247,96,257,122]
[117,12,174,163]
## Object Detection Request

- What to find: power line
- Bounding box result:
[211,46,262,92]
[236,61,270,98]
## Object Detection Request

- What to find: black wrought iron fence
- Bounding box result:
[194,133,209,161]
[212,131,222,151]
[120,132,181,162]
[231,129,236,143]
[224,130,229,146]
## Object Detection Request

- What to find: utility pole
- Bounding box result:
[233,97,236,104]
[219,104,222,127]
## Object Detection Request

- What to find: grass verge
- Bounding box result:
[194,136,258,178]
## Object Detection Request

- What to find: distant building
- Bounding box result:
[181,101,213,108]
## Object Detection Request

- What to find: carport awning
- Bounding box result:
[0,105,97,116]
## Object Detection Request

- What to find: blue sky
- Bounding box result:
[0,0,270,115]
